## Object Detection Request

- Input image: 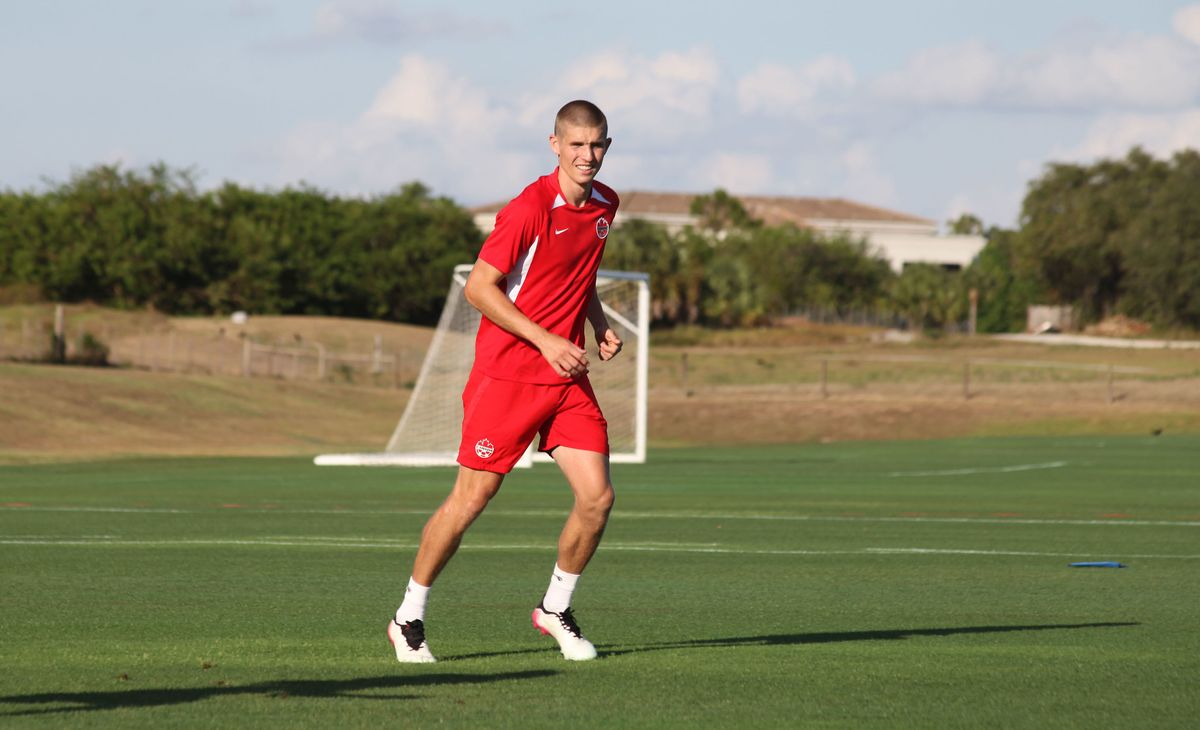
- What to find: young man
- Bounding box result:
[388,100,622,663]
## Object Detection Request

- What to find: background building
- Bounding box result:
[472,191,986,272]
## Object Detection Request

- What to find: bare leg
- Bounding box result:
[550,446,615,574]
[410,465,505,586]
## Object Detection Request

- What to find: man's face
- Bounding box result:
[550,123,611,189]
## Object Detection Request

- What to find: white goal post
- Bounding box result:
[315,264,650,467]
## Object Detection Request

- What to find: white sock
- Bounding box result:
[541,564,580,614]
[395,577,430,624]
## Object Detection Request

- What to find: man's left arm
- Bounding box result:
[587,286,623,361]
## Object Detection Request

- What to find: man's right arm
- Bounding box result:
[464,258,590,379]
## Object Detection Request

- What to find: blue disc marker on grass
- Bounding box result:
[1069,561,1127,568]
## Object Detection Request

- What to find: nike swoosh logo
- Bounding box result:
[555,228,569,235]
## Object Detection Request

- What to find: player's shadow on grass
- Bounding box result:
[0,670,557,718]
[601,621,1140,657]
[408,622,1141,662]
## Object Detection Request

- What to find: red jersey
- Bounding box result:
[474,170,619,384]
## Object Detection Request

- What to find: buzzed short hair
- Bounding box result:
[554,100,608,137]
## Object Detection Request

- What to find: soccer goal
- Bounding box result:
[314,264,649,467]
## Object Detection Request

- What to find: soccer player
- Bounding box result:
[388,100,622,663]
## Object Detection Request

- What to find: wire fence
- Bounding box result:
[0,314,421,388]
[657,350,1184,406]
[5,307,1195,407]
[787,305,913,330]
[785,305,974,334]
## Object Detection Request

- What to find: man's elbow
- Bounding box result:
[463,277,494,309]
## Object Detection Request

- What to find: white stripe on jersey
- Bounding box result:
[554,190,610,206]
[505,235,540,303]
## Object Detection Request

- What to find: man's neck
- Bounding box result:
[557,167,592,208]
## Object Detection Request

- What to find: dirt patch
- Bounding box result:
[1085,315,1153,338]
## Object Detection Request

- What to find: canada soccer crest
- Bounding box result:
[474,438,495,459]
[596,217,609,239]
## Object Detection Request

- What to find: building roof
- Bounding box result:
[471,190,935,227]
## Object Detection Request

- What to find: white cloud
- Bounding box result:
[305,47,723,196]
[737,56,856,116]
[270,47,905,212]
[523,48,722,146]
[284,0,502,47]
[1060,109,1200,161]
[700,153,773,193]
[872,40,998,107]
[274,55,535,200]
[360,55,495,132]
[874,34,1200,110]
[1174,4,1200,45]
[653,50,720,85]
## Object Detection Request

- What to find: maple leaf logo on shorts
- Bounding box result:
[474,438,495,459]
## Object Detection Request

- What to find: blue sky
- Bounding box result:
[3,1,1200,228]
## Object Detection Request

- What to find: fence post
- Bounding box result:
[372,335,383,374]
[963,360,971,400]
[680,352,689,395]
[1107,364,1114,405]
[968,288,978,336]
[52,304,66,362]
[316,343,327,379]
[242,339,252,377]
[821,359,829,399]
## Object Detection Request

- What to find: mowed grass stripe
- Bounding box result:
[6,505,1200,527]
[4,537,1199,561]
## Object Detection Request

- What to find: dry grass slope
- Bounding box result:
[0,363,405,464]
[3,307,1200,463]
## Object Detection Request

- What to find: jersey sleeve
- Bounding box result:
[478,199,539,275]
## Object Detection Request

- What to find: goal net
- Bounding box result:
[315,264,649,467]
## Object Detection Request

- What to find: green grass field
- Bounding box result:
[2,436,1198,728]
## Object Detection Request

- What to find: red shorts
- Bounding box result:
[457,370,609,474]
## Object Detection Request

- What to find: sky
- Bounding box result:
[3,1,1200,229]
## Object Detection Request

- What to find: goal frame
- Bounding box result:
[314,265,649,467]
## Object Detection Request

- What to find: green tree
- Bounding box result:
[891,264,967,332]
[948,213,984,236]
[1016,148,1167,323]
[601,218,683,324]
[689,189,759,233]
[1117,149,1200,328]
[0,163,482,324]
[965,227,1039,333]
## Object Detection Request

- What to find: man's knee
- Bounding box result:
[578,482,615,522]
[447,469,504,518]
